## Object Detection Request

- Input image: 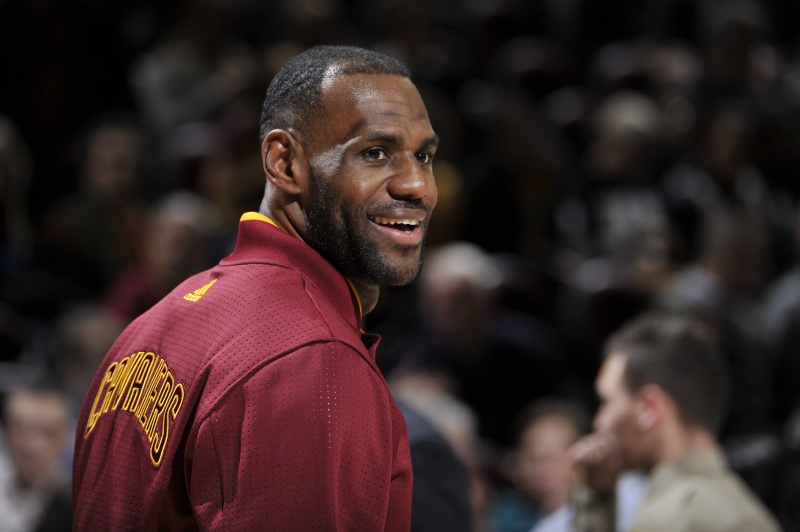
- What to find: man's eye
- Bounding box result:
[364,148,387,160]
[416,152,433,164]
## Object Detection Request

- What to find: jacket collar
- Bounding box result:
[222,212,363,333]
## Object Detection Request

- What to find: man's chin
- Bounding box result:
[353,258,423,287]
[388,254,425,286]
[387,272,421,287]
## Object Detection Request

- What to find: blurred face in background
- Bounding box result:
[83,124,145,202]
[144,216,204,291]
[515,414,579,514]
[3,391,70,490]
[419,243,500,351]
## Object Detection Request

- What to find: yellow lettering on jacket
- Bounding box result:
[83,350,186,467]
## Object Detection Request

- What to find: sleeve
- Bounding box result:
[187,342,404,531]
[572,485,616,532]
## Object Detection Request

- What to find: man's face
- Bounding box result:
[593,354,646,470]
[4,391,70,489]
[301,73,438,287]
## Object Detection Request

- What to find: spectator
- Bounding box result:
[513,399,589,532]
[0,383,72,532]
[129,0,257,148]
[496,397,644,532]
[26,114,149,315]
[570,311,779,531]
[396,396,473,532]
[658,208,774,438]
[388,241,569,447]
[103,190,216,323]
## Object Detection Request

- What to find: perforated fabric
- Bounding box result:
[72,215,413,531]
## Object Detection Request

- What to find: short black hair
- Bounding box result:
[604,311,729,434]
[258,45,410,143]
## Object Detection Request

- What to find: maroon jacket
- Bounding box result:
[73,213,413,531]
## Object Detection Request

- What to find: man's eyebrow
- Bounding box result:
[422,135,440,149]
[361,130,401,145]
[358,131,440,149]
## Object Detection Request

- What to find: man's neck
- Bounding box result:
[259,203,380,317]
[348,278,379,317]
[260,200,303,241]
[652,422,717,470]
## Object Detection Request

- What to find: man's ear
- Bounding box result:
[635,384,667,431]
[261,129,307,195]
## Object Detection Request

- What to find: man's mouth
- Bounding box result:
[371,216,421,233]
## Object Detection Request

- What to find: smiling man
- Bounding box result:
[72,46,438,531]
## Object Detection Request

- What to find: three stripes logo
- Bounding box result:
[183,279,217,302]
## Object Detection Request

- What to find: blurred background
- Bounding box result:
[2,0,800,530]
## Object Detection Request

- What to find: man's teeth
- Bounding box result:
[373,217,420,227]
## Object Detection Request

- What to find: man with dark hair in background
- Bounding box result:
[73,45,439,530]
[570,311,779,531]
[0,383,73,532]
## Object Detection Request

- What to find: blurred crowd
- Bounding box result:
[2,0,800,530]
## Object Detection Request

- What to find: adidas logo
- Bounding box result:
[183,279,217,302]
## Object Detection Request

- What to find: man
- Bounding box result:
[0,384,73,532]
[73,45,439,530]
[570,312,780,531]
[388,241,568,448]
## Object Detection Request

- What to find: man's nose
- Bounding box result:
[387,152,436,201]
